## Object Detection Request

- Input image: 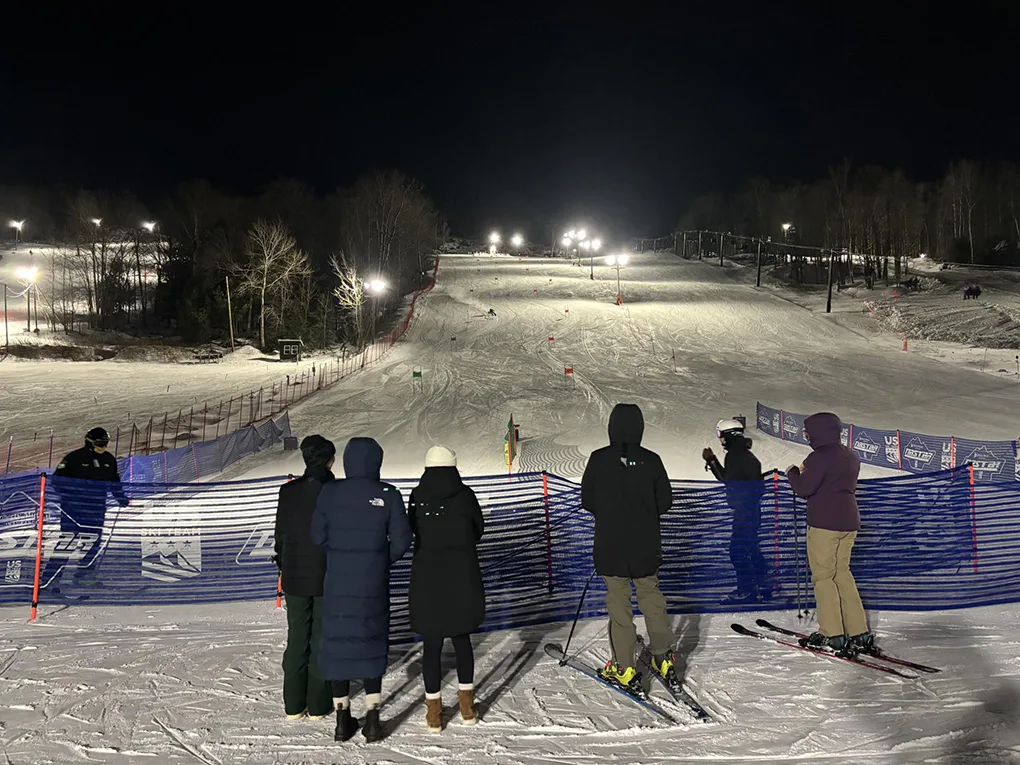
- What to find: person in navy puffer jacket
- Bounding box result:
[311,436,413,744]
[786,412,874,658]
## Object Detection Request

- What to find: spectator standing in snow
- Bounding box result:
[786,412,875,657]
[274,435,335,721]
[702,419,771,604]
[311,437,413,743]
[48,427,129,592]
[407,446,485,733]
[581,403,678,689]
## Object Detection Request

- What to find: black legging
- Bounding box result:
[331,677,382,698]
[422,634,474,695]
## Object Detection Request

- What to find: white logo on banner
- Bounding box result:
[236,525,276,566]
[5,560,21,583]
[853,432,880,461]
[964,447,1005,478]
[141,527,202,582]
[903,438,935,470]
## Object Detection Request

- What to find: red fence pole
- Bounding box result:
[970,464,979,573]
[29,474,47,621]
[542,472,553,593]
[773,469,780,570]
[896,430,903,470]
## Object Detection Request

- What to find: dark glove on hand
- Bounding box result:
[702,447,715,462]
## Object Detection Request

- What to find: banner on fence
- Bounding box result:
[756,402,1019,482]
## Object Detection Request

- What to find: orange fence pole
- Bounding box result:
[970,464,979,573]
[30,474,47,621]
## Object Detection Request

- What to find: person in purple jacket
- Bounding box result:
[786,412,875,657]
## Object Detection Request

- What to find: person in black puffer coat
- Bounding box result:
[407,446,484,733]
[581,403,677,687]
[274,434,335,722]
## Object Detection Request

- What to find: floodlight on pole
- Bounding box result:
[142,221,156,232]
[781,222,792,232]
[566,229,577,239]
[561,236,572,247]
[577,229,587,241]
[15,266,38,282]
[606,252,628,297]
[489,231,501,245]
[591,238,602,251]
[91,218,102,227]
[10,220,23,250]
[364,279,387,294]
[511,234,523,248]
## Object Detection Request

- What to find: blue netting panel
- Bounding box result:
[4,467,1020,638]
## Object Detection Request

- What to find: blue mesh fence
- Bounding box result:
[2,466,1018,642]
[757,402,1020,481]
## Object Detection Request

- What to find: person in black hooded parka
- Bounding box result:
[311,436,412,743]
[274,434,335,721]
[581,403,677,687]
[407,445,484,733]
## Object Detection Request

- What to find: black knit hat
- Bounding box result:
[300,434,335,468]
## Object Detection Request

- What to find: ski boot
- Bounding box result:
[600,660,640,691]
[799,631,853,657]
[361,708,384,742]
[849,631,877,656]
[651,650,680,684]
[334,707,359,742]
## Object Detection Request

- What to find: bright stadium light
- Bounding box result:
[142,221,156,232]
[580,240,591,250]
[489,231,501,245]
[511,233,523,248]
[577,228,587,241]
[561,236,573,247]
[15,266,38,282]
[566,229,577,239]
[91,218,102,227]
[781,222,792,232]
[10,220,23,231]
[364,279,387,293]
[591,238,602,251]
[489,244,497,253]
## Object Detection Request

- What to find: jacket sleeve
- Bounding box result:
[469,489,484,541]
[787,454,825,499]
[310,487,329,548]
[387,489,413,564]
[654,457,673,515]
[274,486,285,566]
[407,490,420,551]
[580,456,596,514]
[706,455,725,481]
[109,460,129,506]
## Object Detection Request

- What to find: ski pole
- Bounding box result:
[793,493,802,619]
[560,568,598,665]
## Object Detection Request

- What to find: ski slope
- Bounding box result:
[3,253,1020,763]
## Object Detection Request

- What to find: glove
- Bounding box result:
[702,447,715,462]
[272,554,281,571]
[785,464,800,475]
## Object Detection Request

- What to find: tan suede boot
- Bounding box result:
[458,688,477,725]
[425,697,443,733]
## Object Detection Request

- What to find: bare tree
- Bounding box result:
[235,219,311,349]
[330,251,366,345]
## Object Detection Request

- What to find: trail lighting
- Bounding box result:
[142,221,156,232]
[781,222,792,232]
[511,234,523,248]
[561,237,572,247]
[489,231,501,245]
[91,218,102,226]
[591,238,602,251]
[10,220,23,231]
[577,229,587,240]
[15,266,38,282]
[364,279,387,293]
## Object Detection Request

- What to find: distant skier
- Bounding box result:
[702,419,771,604]
[864,263,875,290]
[581,403,677,690]
[407,446,485,733]
[487,308,497,317]
[274,435,335,722]
[311,437,413,743]
[786,413,874,657]
[47,427,129,591]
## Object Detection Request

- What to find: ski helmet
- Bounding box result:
[715,419,745,439]
[85,427,110,448]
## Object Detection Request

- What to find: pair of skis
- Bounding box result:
[544,640,712,725]
[732,619,940,679]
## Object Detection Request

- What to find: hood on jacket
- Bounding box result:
[608,403,644,445]
[416,466,465,501]
[343,437,384,479]
[804,412,842,450]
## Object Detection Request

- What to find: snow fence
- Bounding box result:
[1,466,1015,638]
[757,402,1020,482]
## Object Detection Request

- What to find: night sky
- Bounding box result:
[2,5,1017,241]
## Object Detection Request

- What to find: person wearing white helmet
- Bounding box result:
[702,418,770,604]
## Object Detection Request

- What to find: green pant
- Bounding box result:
[283,595,333,717]
[604,574,675,669]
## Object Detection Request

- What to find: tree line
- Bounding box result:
[678,160,1020,279]
[0,172,448,349]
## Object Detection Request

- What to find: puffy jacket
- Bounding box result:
[708,437,765,513]
[52,446,128,508]
[408,466,485,638]
[581,404,672,579]
[787,413,861,532]
[274,467,331,598]
[311,438,413,681]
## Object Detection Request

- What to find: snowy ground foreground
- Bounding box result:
[225,253,1020,482]
[2,602,1018,764]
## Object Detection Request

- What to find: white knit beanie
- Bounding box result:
[425,445,457,468]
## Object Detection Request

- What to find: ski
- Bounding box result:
[730,624,918,679]
[754,619,941,674]
[635,635,713,721]
[543,643,680,724]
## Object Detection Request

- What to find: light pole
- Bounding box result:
[489,231,501,255]
[511,233,523,254]
[15,266,38,332]
[363,279,388,342]
[588,238,602,279]
[10,220,23,250]
[607,253,628,300]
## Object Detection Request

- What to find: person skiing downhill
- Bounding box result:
[786,412,875,657]
[581,403,677,690]
[311,436,413,743]
[703,419,771,604]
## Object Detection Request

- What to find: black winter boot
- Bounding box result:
[362,708,384,742]
[334,707,358,742]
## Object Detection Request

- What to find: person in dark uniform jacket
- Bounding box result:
[407,446,484,733]
[48,427,129,589]
[702,419,770,604]
[274,434,335,722]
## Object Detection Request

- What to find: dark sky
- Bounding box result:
[2,4,1017,241]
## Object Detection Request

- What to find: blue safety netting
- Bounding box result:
[757,402,1020,481]
[3,466,1019,643]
